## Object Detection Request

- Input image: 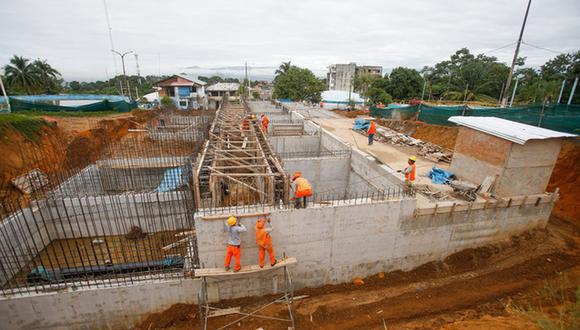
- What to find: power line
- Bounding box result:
[482,41,517,55]
[521,41,563,54]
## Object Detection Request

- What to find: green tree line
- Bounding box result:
[356,48,580,105]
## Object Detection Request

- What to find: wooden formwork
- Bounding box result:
[193,102,289,208]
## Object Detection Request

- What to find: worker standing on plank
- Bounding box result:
[260,113,269,134]
[255,218,277,268]
[291,171,313,209]
[397,156,417,189]
[240,115,250,135]
[368,120,377,145]
[224,216,247,272]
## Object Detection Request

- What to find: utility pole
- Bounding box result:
[567,77,578,105]
[0,71,11,113]
[134,53,142,85]
[112,50,133,98]
[509,76,520,107]
[557,79,566,104]
[103,0,118,75]
[501,0,532,108]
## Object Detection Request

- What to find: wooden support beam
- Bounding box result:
[200,211,271,221]
[207,166,268,196]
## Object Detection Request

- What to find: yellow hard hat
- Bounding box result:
[227,216,237,226]
[409,156,417,162]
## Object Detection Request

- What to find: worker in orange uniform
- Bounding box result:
[255,218,276,268]
[291,171,313,208]
[367,120,377,145]
[397,156,417,189]
[260,113,269,134]
[224,216,247,272]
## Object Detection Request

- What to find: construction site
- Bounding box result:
[0,98,578,330]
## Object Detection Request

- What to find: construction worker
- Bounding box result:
[224,216,247,272]
[367,120,377,145]
[291,171,313,209]
[241,115,250,132]
[255,218,276,268]
[397,156,417,188]
[260,113,269,134]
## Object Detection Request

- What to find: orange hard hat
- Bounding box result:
[293,171,302,178]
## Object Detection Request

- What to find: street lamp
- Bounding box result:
[112,50,133,98]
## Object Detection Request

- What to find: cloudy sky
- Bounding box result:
[1,0,579,81]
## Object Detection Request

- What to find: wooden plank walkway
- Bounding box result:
[195,257,297,277]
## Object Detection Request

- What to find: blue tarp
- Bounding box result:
[428,167,455,184]
[154,167,183,192]
[353,118,370,131]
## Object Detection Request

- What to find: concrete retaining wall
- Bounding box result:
[282,157,351,196]
[0,278,201,330]
[0,204,52,286]
[270,135,320,155]
[44,192,193,238]
[194,197,554,301]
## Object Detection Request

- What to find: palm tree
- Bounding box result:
[275,61,292,77]
[32,59,61,93]
[4,55,40,94]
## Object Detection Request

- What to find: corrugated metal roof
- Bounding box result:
[448,116,576,145]
[207,83,240,91]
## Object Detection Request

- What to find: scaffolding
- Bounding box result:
[193,102,289,210]
[196,256,297,330]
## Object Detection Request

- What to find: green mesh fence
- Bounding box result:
[371,104,580,134]
[10,98,137,113]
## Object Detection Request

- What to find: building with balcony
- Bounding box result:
[154,75,207,110]
[327,63,383,92]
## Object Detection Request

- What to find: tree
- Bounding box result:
[32,59,62,94]
[272,65,325,102]
[160,95,176,110]
[275,61,292,78]
[366,87,393,105]
[353,72,380,95]
[387,67,423,100]
[4,56,40,94]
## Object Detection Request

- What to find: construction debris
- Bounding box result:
[450,180,478,202]
[11,169,48,194]
[354,124,453,163]
[415,184,451,201]
[125,226,147,240]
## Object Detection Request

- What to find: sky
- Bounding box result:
[0,0,579,81]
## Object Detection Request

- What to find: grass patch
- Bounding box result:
[504,273,580,330]
[0,114,49,141]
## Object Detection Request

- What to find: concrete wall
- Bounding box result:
[195,197,554,301]
[282,157,351,197]
[349,148,401,189]
[451,127,563,196]
[0,278,201,330]
[0,204,52,286]
[451,127,511,185]
[495,139,562,196]
[44,192,193,239]
[270,135,321,155]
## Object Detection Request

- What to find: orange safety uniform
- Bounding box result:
[404,163,416,182]
[241,118,250,131]
[368,122,376,134]
[261,115,269,133]
[294,177,313,198]
[224,245,241,270]
[255,219,275,267]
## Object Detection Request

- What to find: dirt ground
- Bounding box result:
[136,217,579,330]
[336,115,578,223]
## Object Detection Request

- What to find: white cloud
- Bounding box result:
[0,0,578,81]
